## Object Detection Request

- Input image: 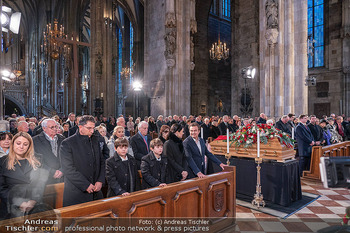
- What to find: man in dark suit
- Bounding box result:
[200,118,211,141]
[257,113,267,124]
[218,115,230,135]
[67,112,76,128]
[184,123,226,178]
[60,115,105,207]
[295,115,315,176]
[68,116,80,137]
[130,121,152,168]
[308,115,324,145]
[33,119,65,184]
[275,115,292,135]
[106,137,141,197]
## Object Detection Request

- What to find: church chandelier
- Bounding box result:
[42,19,70,60]
[209,22,229,61]
[120,67,132,78]
[209,36,229,61]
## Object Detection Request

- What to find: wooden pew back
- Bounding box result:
[57,166,236,218]
[303,141,350,179]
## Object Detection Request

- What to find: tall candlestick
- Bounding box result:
[292,128,294,140]
[226,128,229,154]
[257,130,260,158]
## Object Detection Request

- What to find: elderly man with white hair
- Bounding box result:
[33,118,65,184]
[17,121,29,134]
[130,121,152,169]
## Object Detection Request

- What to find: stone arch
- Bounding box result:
[4,95,27,116]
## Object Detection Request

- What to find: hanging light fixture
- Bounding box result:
[209,23,229,61]
[120,67,133,79]
[43,19,68,60]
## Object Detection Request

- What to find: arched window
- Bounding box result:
[210,0,230,21]
[308,0,324,68]
[222,0,230,19]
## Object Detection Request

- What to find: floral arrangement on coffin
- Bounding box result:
[230,124,295,149]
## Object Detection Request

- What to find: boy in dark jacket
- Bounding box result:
[106,137,141,197]
[140,138,168,189]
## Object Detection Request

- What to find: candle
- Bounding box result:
[292,128,294,140]
[101,92,103,98]
[201,127,204,139]
[226,128,229,154]
[257,130,260,158]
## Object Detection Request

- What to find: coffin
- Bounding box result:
[210,137,295,162]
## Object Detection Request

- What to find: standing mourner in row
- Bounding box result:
[130,121,151,169]
[0,132,49,218]
[60,115,105,207]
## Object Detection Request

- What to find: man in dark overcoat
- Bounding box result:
[295,114,315,176]
[33,118,65,184]
[60,115,105,207]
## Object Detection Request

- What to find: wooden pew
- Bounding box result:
[0,167,236,233]
[43,183,65,209]
[303,141,350,180]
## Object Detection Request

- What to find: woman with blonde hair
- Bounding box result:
[107,126,134,158]
[0,132,48,218]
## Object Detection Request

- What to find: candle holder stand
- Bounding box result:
[251,157,265,208]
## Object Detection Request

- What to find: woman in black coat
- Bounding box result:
[0,132,48,219]
[163,123,189,183]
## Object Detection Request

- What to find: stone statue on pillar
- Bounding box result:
[266,0,278,29]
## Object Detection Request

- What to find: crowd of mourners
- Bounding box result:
[0,111,348,219]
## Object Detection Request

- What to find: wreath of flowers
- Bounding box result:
[229,124,295,149]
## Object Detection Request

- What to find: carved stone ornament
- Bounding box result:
[190,19,197,34]
[166,59,176,68]
[164,28,176,60]
[95,53,103,77]
[190,62,195,70]
[265,28,279,45]
[190,35,195,70]
[214,189,224,212]
[165,12,176,28]
[265,0,278,30]
[344,66,350,74]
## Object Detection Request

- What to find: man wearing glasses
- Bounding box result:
[33,118,65,184]
[60,115,106,207]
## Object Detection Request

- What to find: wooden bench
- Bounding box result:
[1,167,236,232]
[303,141,350,180]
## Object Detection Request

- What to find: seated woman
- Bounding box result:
[158,125,170,144]
[0,132,49,218]
[106,137,141,197]
[163,124,189,183]
[0,132,13,158]
[107,126,134,158]
[140,138,168,189]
